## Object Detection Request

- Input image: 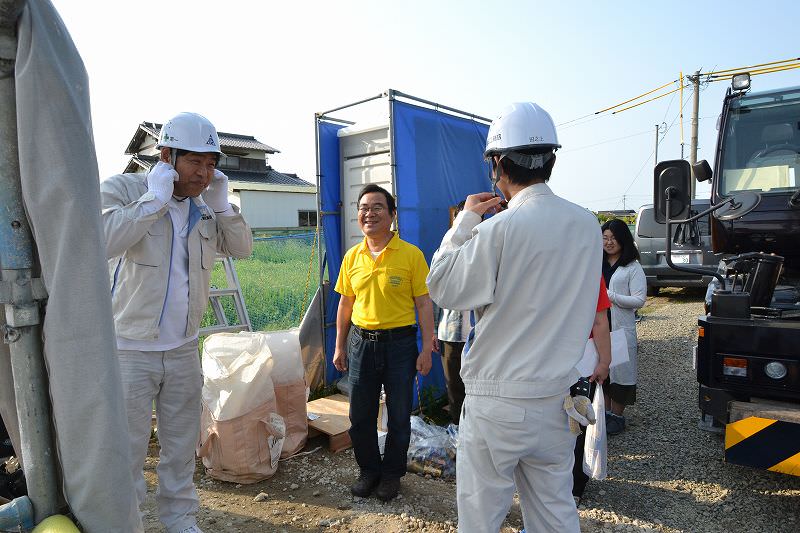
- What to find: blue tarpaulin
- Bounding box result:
[317,120,345,385]
[318,98,490,406]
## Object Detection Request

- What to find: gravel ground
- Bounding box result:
[142,290,800,532]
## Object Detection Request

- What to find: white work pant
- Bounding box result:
[457,393,579,533]
[118,341,202,533]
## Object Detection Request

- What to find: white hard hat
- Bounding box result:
[156,112,223,155]
[484,102,560,160]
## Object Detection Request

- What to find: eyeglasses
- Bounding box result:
[358,205,386,215]
[602,236,618,243]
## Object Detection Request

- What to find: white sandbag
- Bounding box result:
[202,332,275,421]
[259,329,304,385]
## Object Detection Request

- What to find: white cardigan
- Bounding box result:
[607,260,647,386]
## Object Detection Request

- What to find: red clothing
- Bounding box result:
[590,278,611,338]
[597,277,611,312]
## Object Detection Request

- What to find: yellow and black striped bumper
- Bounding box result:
[725,416,800,476]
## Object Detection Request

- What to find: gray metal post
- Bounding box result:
[0,0,62,523]
[654,123,660,167]
[387,90,399,231]
[314,115,327,383]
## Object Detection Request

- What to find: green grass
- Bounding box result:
[201,237,321,333]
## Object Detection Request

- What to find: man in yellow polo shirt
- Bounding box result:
[334,183,435,502]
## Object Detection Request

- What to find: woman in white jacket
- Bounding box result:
[601,219,647,435]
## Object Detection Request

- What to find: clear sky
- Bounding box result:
[49,0,800,213]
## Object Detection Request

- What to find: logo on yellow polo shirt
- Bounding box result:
[389,275,403,287]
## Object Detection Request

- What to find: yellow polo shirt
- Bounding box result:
[335,232,429,329]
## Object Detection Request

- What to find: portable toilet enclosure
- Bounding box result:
[315,90,492,405]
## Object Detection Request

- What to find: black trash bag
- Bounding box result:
[0,460,27,501]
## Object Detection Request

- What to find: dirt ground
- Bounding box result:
[140,291,800,533]
[141,434,509,533]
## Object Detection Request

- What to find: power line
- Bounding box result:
[596,78,679,115]
[556,57,800,128]
[612,83,689,115]
[557,112,599,128]
[706,57,800,77]
[559,113,611,131]
[561,128,653,153]
[562,115,713,153]
[612,90,696,209]
[580,194,651,208]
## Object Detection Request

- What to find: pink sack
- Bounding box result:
[273,379,308,458]
[197,399,286,484]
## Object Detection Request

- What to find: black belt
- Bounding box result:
[352,324,417,342]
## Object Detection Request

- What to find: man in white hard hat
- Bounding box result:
[100,112,253,533]
[427,102,603,532]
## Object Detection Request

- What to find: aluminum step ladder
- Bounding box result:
[200,256,251,335]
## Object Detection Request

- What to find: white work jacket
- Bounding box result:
[427,183,602,398]
[101,173,253,341]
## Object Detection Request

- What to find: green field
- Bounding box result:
[200,235,322,332]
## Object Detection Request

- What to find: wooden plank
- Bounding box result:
[307,394,352,452]
[327,432,352,453]
[729,399,800,424]
[307,393,389,452]
[307,394,351,436]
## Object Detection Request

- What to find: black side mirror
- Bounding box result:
[693,160,712,183]
[654,159,691,224]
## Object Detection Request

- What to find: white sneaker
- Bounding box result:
[178,526,203,533]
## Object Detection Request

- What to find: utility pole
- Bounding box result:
[689,70,701,199]
[654,122,666,167]
[654,123,660,167]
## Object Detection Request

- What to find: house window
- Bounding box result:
[218,155,240,170]
[298,210,317,227]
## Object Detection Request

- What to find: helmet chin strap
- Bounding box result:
[168,149,189,201]
[490,157,505,199]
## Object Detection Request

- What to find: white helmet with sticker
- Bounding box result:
[484,102,560,169]
[156,112,223,155]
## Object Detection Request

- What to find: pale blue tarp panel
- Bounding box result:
[391,100,491,405]
[318,120,345,384]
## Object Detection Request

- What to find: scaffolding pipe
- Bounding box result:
[0,0,62,524]
[313,116,328,384]
[317,93,385,117]
[390,89,492,123]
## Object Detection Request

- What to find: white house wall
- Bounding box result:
[239,190,316,229]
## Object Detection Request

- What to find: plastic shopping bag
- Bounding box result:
[582,383,607,480]
[406,416,458,479]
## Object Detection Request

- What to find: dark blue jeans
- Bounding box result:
[347,328,417,479]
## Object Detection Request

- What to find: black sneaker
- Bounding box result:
[374,477,400,502]
[606,413,626,435]
[350,472,380,498]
